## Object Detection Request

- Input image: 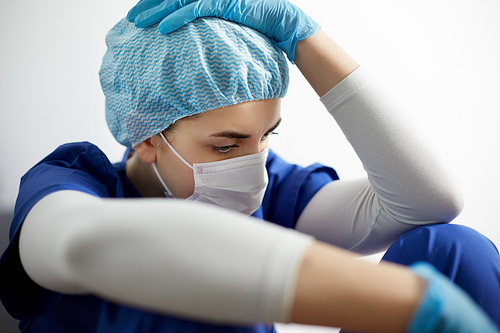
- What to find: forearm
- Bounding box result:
[294,29,359,97]
[292,242,426,333]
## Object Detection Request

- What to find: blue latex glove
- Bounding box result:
[126,0,320,62]
[408,262,499,333]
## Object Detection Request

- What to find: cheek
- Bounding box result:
[172,167,195,199]
[160,152,195,199]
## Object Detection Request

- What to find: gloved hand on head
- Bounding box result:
[126,0,320,62]
[408,262,499,333]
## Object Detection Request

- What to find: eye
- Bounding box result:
[261,131,279,141]
[211,144,239,155]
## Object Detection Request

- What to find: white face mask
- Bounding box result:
[152,132,269,215]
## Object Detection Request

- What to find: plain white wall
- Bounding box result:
[1,1,499,332]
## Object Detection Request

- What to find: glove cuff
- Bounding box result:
[407,262,442,333]
[276,20,320,63]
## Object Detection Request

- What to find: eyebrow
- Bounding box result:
[209,118,282,139]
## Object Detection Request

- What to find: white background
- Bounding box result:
[1,1,499,332]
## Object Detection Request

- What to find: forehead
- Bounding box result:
[173,99,281,134]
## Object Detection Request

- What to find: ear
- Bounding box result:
[134,137,158,164]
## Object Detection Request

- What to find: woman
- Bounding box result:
[0,0,498,332]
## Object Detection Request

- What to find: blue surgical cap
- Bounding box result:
[100,17,289,148]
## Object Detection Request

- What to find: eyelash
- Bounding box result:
[211,145,239,155]
[211,132,279,155]
[262,131,279,140]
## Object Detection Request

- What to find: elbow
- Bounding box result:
[437,189,464,222]
[62,218,103,292]
[62,228,90,286]
[59,206,106,294]
[391,185,465,225]
[420,185,465,224]
[430,167,466,223]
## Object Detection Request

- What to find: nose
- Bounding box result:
[244,140,267,156]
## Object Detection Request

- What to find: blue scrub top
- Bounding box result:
[0,142,338,333]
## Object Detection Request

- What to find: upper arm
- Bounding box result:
[295,178,422,255]
[261,151,338,228]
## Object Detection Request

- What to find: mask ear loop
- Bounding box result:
[158,132,194,170]
[151,162,176,199]
[153,131,195,199]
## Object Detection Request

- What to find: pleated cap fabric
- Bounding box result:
[100,17,289,148]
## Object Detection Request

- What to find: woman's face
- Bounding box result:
[155,98,282,199]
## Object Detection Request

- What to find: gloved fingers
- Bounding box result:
[195,0,234,20]
[157,2,201,34]
[127,0,165,22]
[156,0,237,34]
[189,0,268,34]
[134,0,199,28]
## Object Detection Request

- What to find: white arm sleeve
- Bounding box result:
[19,190,313,324]
[296,66,464,254]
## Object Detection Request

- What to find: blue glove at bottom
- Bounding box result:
[409,262,499,333]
